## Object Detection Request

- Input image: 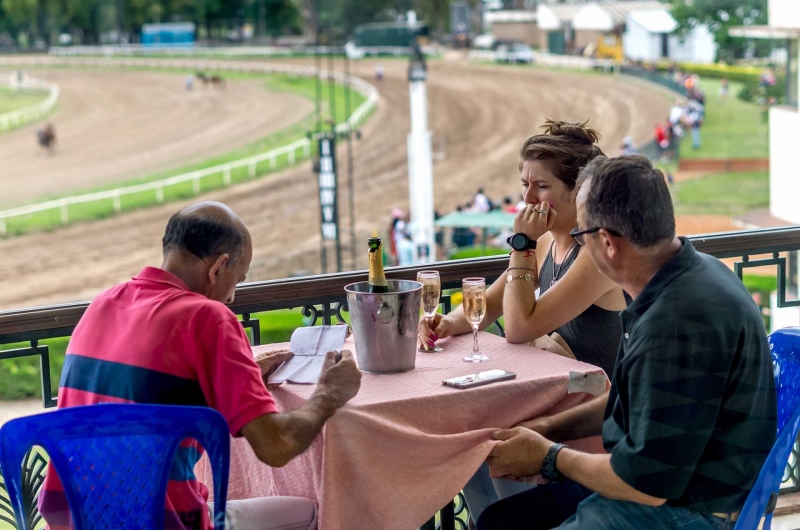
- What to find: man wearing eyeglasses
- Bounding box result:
[478,156,776,530]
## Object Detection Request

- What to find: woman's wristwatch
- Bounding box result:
[541,443,568,483]
[507,233,537,251]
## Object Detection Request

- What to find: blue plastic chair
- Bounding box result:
[734,328,800,530]
[0,404,230,530]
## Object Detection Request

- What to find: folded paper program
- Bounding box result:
[267,326,349,384]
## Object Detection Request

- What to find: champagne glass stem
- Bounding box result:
[472,324,480,358]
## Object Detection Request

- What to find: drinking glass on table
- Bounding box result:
[462,278,488,363]
[418,271,443,352]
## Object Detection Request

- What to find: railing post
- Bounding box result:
[270,156,276,169]
[60,200,69,225]
[193,176,200,195]
[156,186,164,203]
[249,161,256,178]
[0,217,6,236]
[223,167,231,186]
[289,149,295,165]
[112,192,121,213]
[304,142,310,157]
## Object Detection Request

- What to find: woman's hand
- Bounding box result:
[513,201,557,241]
[418,313,455,351]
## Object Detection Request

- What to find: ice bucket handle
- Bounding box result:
[376,303,394,324]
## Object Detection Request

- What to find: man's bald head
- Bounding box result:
[162,201,250,266]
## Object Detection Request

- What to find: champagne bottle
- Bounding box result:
[368,237,389,293]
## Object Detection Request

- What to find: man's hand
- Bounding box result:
[486,427,554,478]
[513,202,557,241]
[418,313,456,351]
[254,349,294,390]
[316,349,362,409]
[514,416,556,440]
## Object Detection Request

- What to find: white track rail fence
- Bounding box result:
[0,73,60,131]
[0,57,379,236]
[49,45,421,58]
[468,49,616,72]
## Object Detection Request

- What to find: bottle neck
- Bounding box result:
[368,249,388,286]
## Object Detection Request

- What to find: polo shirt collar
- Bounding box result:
[624,237,697,317]
[133,266,191,292]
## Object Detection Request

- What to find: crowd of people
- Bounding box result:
[653,89,705,162]
[40,119,776,530]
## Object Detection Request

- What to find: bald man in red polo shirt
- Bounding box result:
[40,202,362,530]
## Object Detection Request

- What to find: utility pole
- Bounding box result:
[406,23,435,264]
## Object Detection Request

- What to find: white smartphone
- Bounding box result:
[443,369,517,389]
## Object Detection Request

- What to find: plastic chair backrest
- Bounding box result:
[770,328,800,434]
[0,404,229,530]
[733,328,800,530]
[734,395,800,529]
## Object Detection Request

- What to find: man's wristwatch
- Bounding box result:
[507,233,537,251]
[541,443,568,483]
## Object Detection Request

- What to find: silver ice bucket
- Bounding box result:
[344,280,422,374]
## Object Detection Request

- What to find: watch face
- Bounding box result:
[511,233,528,251]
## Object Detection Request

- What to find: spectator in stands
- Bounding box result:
[476,156,775,530]
[620,136,637,156]
[397,230,416,266]
[654,122,668,161]
[39,201,362,530]
[451,206,477,248]
[668,100,684,126]
[502,196,517,213]
[419,120,628,519]
[473,188,491,213]
[389,209,406,265]
[719,77,729,99]
[687,105,703,150]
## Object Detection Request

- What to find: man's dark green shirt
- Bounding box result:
[602,239,777,513]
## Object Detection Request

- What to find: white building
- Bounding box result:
[731,0,800,330]
[624,9,716,63]
[536,1,716,63]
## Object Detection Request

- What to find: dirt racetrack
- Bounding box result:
[0,68,313,207]
[0,57,673,310]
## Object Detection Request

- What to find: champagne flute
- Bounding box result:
[418,271,443,352]
[462,278,488,363]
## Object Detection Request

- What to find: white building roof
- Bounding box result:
[485,10,537,24]
[538,1,668,30]
[628,10,678,33]
[574,4,614,31]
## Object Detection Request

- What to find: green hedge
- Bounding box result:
[655,61,785,104]
[449,246,509,260]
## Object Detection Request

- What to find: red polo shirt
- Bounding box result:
[40,267,278,529]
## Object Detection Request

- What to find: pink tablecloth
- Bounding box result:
[197,332,607,530]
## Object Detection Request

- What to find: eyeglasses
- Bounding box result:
[570,226,622,246]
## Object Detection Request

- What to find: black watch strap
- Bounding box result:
[541,443,568,483]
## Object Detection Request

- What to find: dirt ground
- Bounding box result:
[0,69,313,207]
[0,57,676,310]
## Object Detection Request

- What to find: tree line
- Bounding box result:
[0,0,453,47]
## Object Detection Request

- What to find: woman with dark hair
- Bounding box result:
[418,120,628,519]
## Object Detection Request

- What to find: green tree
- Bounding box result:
[669,0,776,63]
